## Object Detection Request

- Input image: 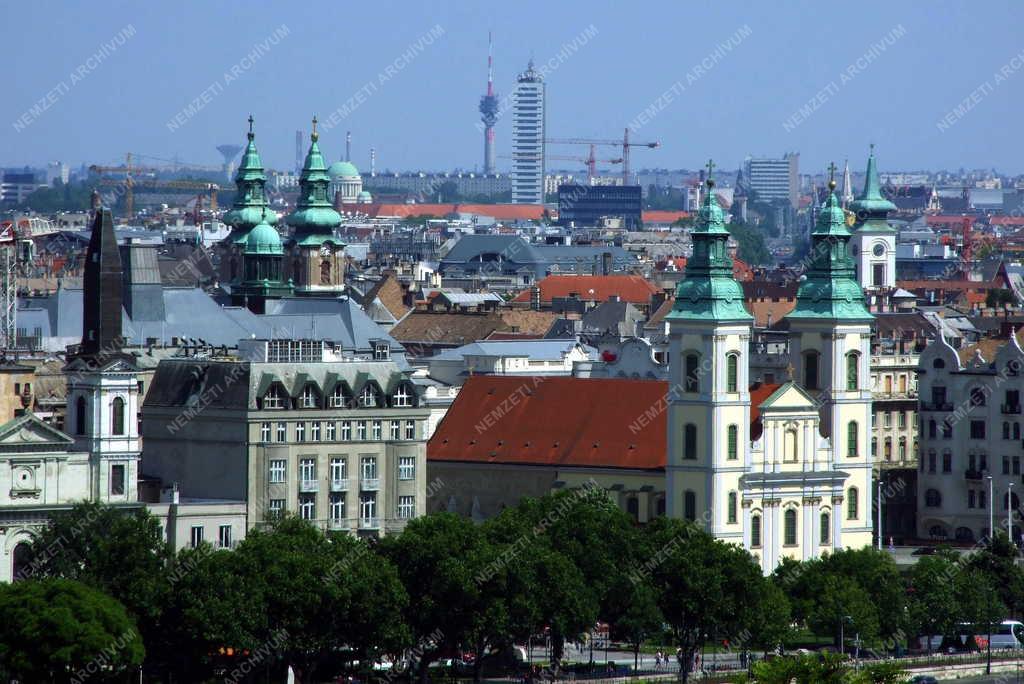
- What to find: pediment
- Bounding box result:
[0,413,74,447]
[760,382,817,412]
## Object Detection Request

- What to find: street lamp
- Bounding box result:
[1010,482,1016,546]
[840,616,852,656]
[989,475,995,546]
[877,478,883,550]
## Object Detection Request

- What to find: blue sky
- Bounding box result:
[4,1,1023,175]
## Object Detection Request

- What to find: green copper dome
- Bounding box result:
[224,115,277,235]
[849,145,896,233]
[287,117,342,233]
[788,179,873,322]
[667,170,752,323]
[328,161,360,179]
[245,218,283,255]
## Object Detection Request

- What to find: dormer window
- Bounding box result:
[300,385,318,409]
[360,385,378,408]
[394,385,412,407]
[374,343,390,361]
[263,386,285,410]
[329,384,352,408]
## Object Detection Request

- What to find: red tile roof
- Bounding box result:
[653,257,752,281]
[992,216,1024,226]
[428,376,668,470]
[511,275,659,305]
[642,210,690,224]
[749,382,783,441]
[340,203,546,221]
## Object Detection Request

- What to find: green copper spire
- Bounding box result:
[849,144,896,233]
[223,115,278,238]
[287,115,343,236]
[667,161,752,322]
[788,167,873,322]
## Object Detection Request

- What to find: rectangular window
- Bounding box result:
[276,421,287,442]
[405,419,416,440]
[943,452,951,473]
[218,524,231,549]
[190,525,204,549]
[296,422,306,442]
[330,457,347,483]
[898,412,906,429]
[727,425,737,461]
[360,492,377,523]
[269,459,286,483]
[341,421,351,441]
[356,421,367,441]
[311,422,321,442]
[970,421,986,440]
[968,490,976,509]
[260,422,271,442]
[884,412,892,428]
[390,420,401,441]
[399,456,415,480]
[398,495,415,519]
[325,422,335,441]
[361,456,378,480]
[299,458,316,484]
[329,492,345,523]
[374,343,390,361]
[928,452,936,473]
[268,499,284,518]
[1015,457,1021,476]
[372,420,382,441]
[110,464,125,496]
[1004,456,1011,475]
[298,493,316,520]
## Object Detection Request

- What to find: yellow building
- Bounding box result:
[667,171,875,573]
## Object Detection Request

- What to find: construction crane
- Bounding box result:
[502,144,623,183]
[545,128,660,185]
[89,154,219,220]
[0,222,14,350]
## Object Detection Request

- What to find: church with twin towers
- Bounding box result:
[666,155,883,573]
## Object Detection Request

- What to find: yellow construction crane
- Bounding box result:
[89,153,219,220]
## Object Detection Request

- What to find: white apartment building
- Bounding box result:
[511,60,545,205]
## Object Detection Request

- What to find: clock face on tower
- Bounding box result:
[872,243,885,257]
[320,244,332,257]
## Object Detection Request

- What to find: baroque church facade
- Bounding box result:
[667,167,875,573]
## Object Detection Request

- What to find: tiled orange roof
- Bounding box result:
[654,257,752,281]
[992,216,1024,226]
[511,275,658,305]
[642,210,690,224]
[428,376,668,470]
[340,203,545,221]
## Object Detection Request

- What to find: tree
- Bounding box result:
[610,580,664,672]
[0,578,144,681]
[643,518,773,682]
[985,288,1017,311]
[743,652,908,684]
[727,220,773,265]
[967,531,1024,618]
[807,575,879,650]
[25,502,172,664]
[906,553,960,653]
[379,512,501,684]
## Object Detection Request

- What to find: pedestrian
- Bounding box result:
[654,651,661,670]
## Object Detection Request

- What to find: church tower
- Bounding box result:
[286,116,347,296]
[220,115,278,287]
[666,165,753,541]
[849,146,897,292]
[786,170,874,550]
[65,208,140,504]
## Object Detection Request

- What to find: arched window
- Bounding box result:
[884,438,892,461]
[111,397,125,436]
[656,497,666,517]
[684,424,697,460]
[685,354,700,393]
[726,353,739,393]
[847,487,859,519]
[11,543,32,582]
[626,496,639,521]
[727,491,737,524]
[75,396,87,436]
[928,420,937,438]
[846,352,859,391]
[933,358,945,370]
[1015,422,1021,440]
[970,387,986,407]
[727,425,738,460]
[683,490,696,521]
[899,438,907,461]
[750,514,762,548]
[784,509,797,545]
[929,525,948,538]
[804,351,820,390]
[925,488,942,508]
[847,421,859,457]
[820,512,831,545]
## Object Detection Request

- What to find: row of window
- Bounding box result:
[920,451,1021,475]
[682,350,861,395]
[259,419,418,443]
[190,524,233,550]
[750,509,834,548]
[74,396,127,436]
[925,488,1020,510]
[872,437,915,462]
[680,421,861,460]
[260,382,414,411]
[922,418,990,440]
[269,455,416,484]
[268,492,415,523]
[876,410,910,429]
[679,487,860,544]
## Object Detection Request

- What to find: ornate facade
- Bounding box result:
[667,168,875,573]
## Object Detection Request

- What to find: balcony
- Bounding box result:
[921,402,953,412]
[965,469,984,481]
[299,479,319,493]
[358,517,380,530]
[330,478,350,491]
[1003,404,1022,415]
[361,477,380,491]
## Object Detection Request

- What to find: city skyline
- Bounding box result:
[3,2,1024,174]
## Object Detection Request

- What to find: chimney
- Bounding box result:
[530,285,541,311]
[602,251,612,275]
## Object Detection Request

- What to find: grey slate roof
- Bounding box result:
[429,339,593,362]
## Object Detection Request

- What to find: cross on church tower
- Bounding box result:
[311,115,319,141]
[247,114,254,140]
[827,162,838,189]
[705,159,716,185]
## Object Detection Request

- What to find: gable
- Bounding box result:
[0,413,74,448]
[760,382,817,412]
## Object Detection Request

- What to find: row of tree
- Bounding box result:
[4,493,1023,682]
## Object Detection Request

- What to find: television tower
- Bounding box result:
[479,32,499,175]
